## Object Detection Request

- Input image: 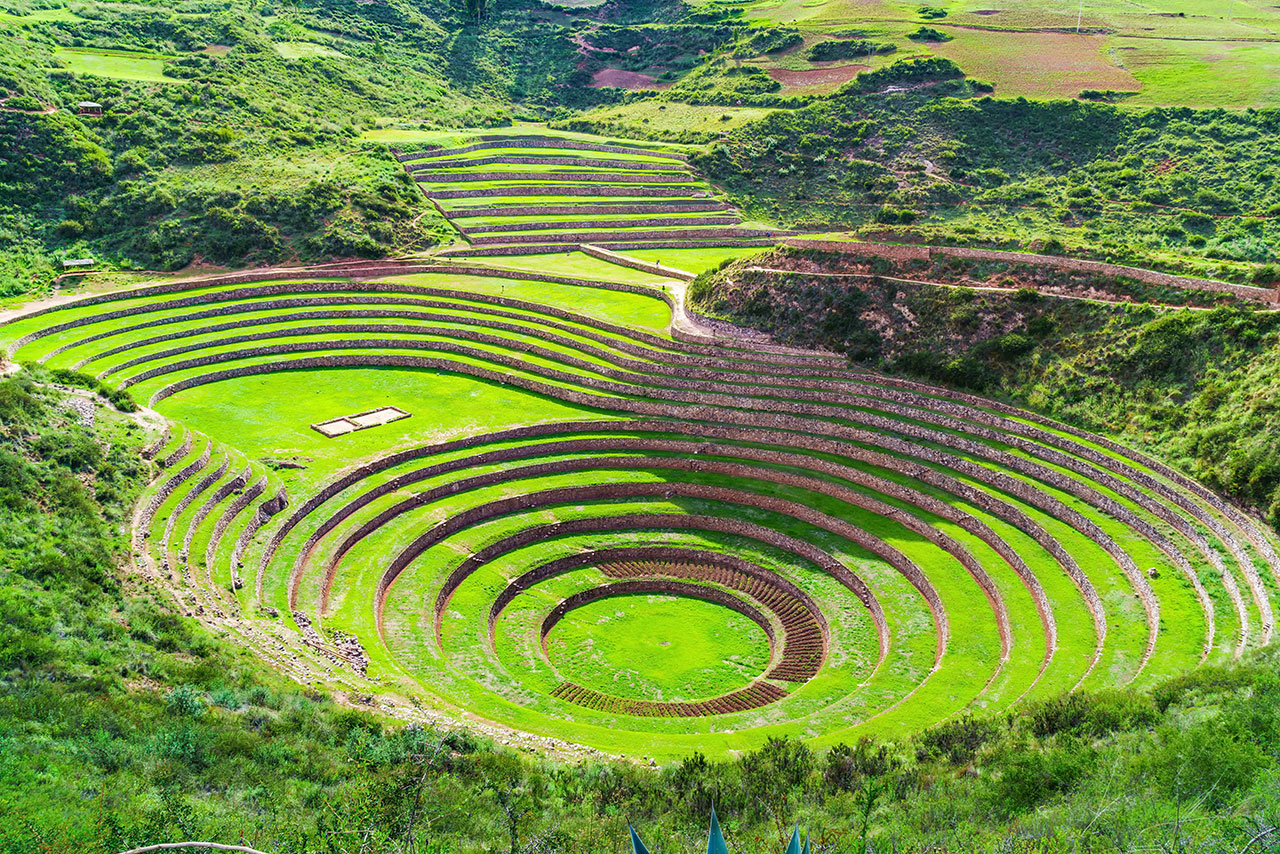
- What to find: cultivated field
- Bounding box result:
[4,129,1278,760]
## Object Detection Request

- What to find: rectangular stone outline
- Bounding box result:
[311,406,410,438]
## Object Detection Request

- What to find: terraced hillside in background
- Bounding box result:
[6,243,1278,759]
[400,131,795,257]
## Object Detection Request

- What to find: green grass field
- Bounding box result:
[274,41,347,59]
[546,594,772,701]
[53,47,176,83]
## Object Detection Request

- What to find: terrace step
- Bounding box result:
[437,237,786,256]
[445,201,732,218]
[459,215,743,235]
[467,227,789,246]
[425,185,708,199]
[396,136,689,162]
[579,244,696,282]
[417,170,694,184]
[408,155,686,172]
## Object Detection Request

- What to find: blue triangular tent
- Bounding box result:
[784,825,801,854]
[630,824,651,854]
[707,806,729,854]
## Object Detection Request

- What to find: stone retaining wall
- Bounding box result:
[445,202,728,218]
[463,216,740,234]
[424,185,705,199]
[144,438,210,523]
[579,244,695,281]
[397,137,688,162]
[418,170,693,185]
[206,475,264,577]
[469,227,775,247]
[269,417,1095,663]
[408,156,684,172]
[166,452,228,555]
[183,464,246,563]
[159,430,193,469]
[143,423,171,460]
[438,238,782,257]
[159,351,1164,660]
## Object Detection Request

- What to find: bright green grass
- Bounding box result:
[447,252,678,287]
[420,163,689,176]
[274,41,347,59]
[473,223,750,236]
[420,179,705,192]
[421,147,686,165]
[545,593,772,701]
[152,367,602,496]
[455,211,733,227]
[375,272,674,334]
[1117,37,1280,108]
[0,6,82,23]
[621,246,772,272]
[54,47,175,82]
[436,196,712,211]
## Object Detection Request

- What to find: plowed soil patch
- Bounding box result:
[591,68,667,89]
[767,64,866,87]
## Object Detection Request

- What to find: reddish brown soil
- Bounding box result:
[767,64,867,87]
[589,68,668,89]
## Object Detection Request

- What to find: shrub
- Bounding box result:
[907,26,951,42]
[1138,721,1266,808]
[916,714,998,764]
[1018,690,1158,738]
[166,684,209,718]
[991,740,1093,814]
[804,39,895,61]
[5,94,44,111]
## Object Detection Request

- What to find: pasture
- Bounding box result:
[53,47,176,83]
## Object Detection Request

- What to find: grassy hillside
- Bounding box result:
[0,0,765,294]
[691,58,1280,286]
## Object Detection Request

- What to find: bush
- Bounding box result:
[804,39,895,61]
[907,26,951,42]
[165,684,209,718]
[916,715,997,764]
[1018,690,1158,738]
[991,740,1093,814]
[5,94,45,111]
[1139,721,1266,808]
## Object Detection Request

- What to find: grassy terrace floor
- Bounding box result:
[4,249,1276,758]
